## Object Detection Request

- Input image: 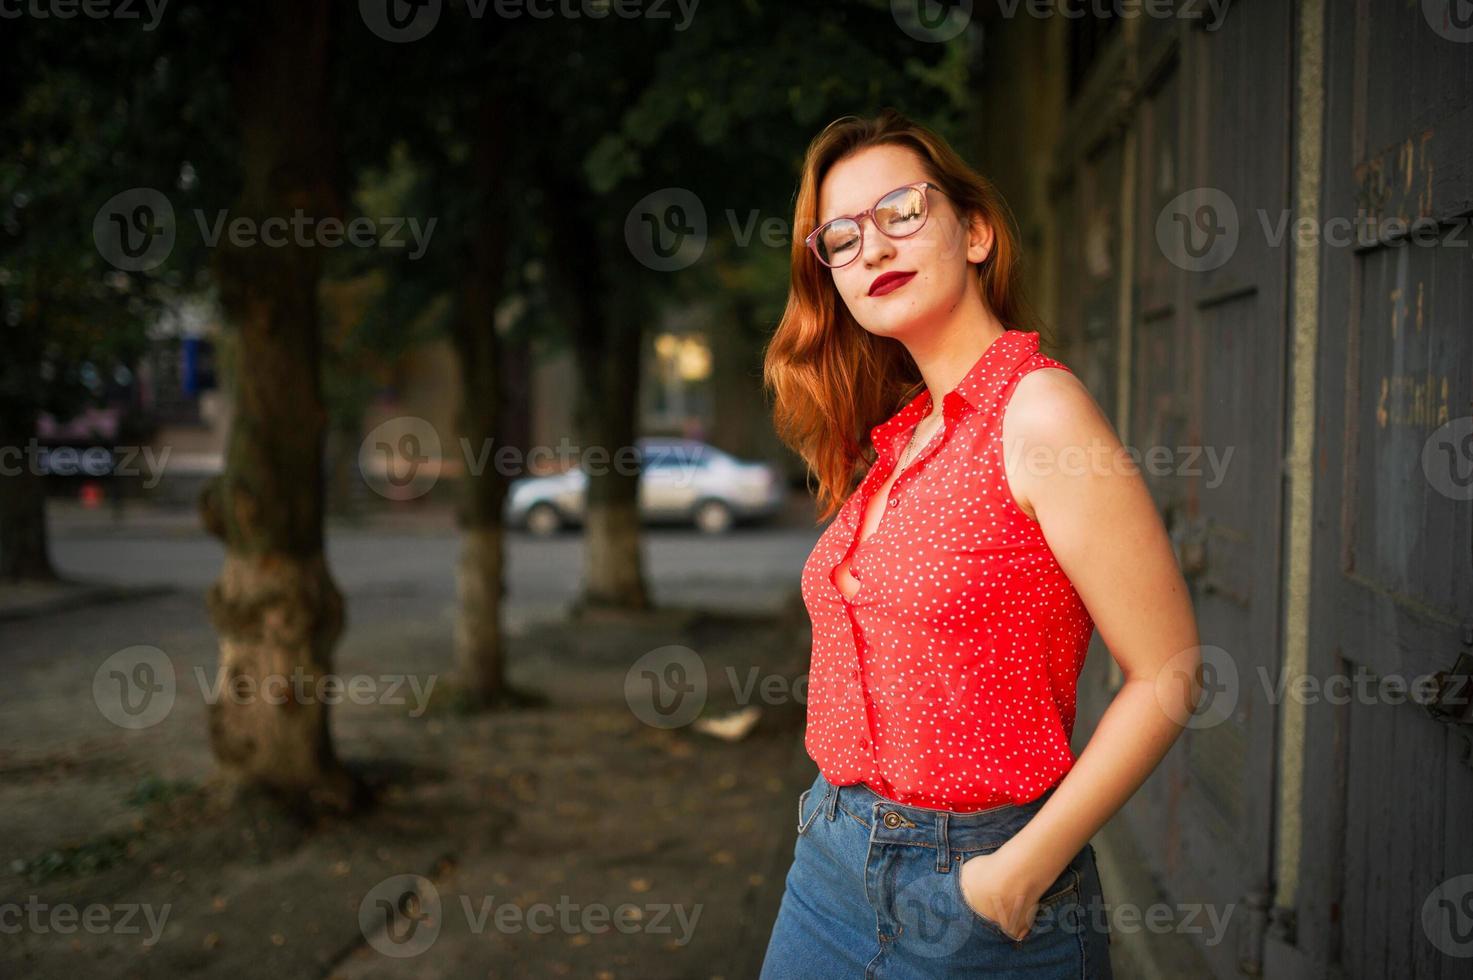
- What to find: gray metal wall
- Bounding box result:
[976,1,1473,976]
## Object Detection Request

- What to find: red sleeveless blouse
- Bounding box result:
[799,328,1096,812]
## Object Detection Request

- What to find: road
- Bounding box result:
[44,504,823,617]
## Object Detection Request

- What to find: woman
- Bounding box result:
[758,108,1202,978]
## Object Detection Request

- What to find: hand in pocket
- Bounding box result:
[956,848,1048,942]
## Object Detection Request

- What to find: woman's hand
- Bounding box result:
[957,844,1052,942]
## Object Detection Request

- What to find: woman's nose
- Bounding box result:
[860,218,896,266]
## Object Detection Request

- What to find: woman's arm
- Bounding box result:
[958,365,1203,941]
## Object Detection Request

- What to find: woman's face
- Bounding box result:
[814,143,992,340]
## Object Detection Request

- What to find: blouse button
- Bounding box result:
[859,737,869,748]
[888,497,899,507]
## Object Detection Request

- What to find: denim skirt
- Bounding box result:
[759,770,1114,979]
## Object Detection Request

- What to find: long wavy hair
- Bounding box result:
[762,107,1042,523]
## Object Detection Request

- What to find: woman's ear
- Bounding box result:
[967,211,995,265]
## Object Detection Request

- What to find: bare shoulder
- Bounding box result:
[1001,365,1123,517]
[1006,366,1107,437]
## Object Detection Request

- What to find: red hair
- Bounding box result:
[763,108,1042,522]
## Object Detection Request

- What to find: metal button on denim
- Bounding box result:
[882,811,903,828]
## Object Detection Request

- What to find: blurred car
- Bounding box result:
[504,437,786,536]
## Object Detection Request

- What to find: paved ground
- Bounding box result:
[0,501,823,979]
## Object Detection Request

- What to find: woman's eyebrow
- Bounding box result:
[817,199,856,225]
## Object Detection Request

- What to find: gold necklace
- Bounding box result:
[897,403,941,472]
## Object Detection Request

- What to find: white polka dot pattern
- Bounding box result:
[799,329,1096,812]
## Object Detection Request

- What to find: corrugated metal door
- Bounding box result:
[1296,2,1473,978]
[1064,2,1295,975]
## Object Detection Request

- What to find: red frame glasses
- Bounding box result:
[805,180,934,268]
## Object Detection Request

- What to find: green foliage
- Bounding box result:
[11,832,136,884]
[125,774,198,808]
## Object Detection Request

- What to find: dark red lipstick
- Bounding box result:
[868,270,917,296]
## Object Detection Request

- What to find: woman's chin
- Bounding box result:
[856,310,931,340]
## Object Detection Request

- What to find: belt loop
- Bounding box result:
[935,812,950,873]
[825,782,839,821]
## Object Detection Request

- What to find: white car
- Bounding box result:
[504,438,786,536]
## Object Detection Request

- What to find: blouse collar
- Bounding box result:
[867,329,1040,464]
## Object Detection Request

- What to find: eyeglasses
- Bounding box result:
[805,180,934,268]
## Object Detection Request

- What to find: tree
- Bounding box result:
[195,0,364,812]
[0,22,181,581]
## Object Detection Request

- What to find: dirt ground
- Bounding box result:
[1,588,817,980]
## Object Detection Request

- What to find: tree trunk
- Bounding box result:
[200,0,360,814]
[449,95,512,707]
[545,179,651,613]
[325,416,362,520]
[0,414,55,582]
[710,293,764,460]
